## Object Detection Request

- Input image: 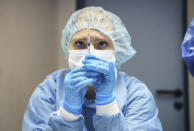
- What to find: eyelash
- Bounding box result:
[75,41,86,48]
[97,41,108,49]
[74,40,109,49]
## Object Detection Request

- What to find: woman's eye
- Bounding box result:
[97,41,108,49]
[75,41,85,48]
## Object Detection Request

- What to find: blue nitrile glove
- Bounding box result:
[62,66,99,115]
[82,54,117,105]
[182,18,194,76]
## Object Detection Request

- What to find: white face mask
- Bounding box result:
[68,49,116,70]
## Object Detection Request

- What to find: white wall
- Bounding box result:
[56,0,76,69]
[0,0,75,130]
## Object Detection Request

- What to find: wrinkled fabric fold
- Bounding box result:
[22,69,162,131]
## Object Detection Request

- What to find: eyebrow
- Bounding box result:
[72,38,87,41]
[73,35,108,42]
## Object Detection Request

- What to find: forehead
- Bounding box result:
[71,29,110,41]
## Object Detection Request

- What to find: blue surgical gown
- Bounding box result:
[182,18,194,76]
[22,69,163,131]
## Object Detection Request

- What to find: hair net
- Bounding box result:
[61,6,136,68]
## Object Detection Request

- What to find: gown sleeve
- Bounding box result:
[182,18,194,76]
[22,76,85,131]
[92,75,163,131]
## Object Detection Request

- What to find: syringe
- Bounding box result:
[87,19,91,54]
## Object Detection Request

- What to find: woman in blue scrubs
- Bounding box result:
[22,6,162,131]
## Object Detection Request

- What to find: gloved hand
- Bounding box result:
[82,54,117,105]
[62,66,98,115]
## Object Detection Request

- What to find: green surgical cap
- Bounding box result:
[61,6,136,68]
